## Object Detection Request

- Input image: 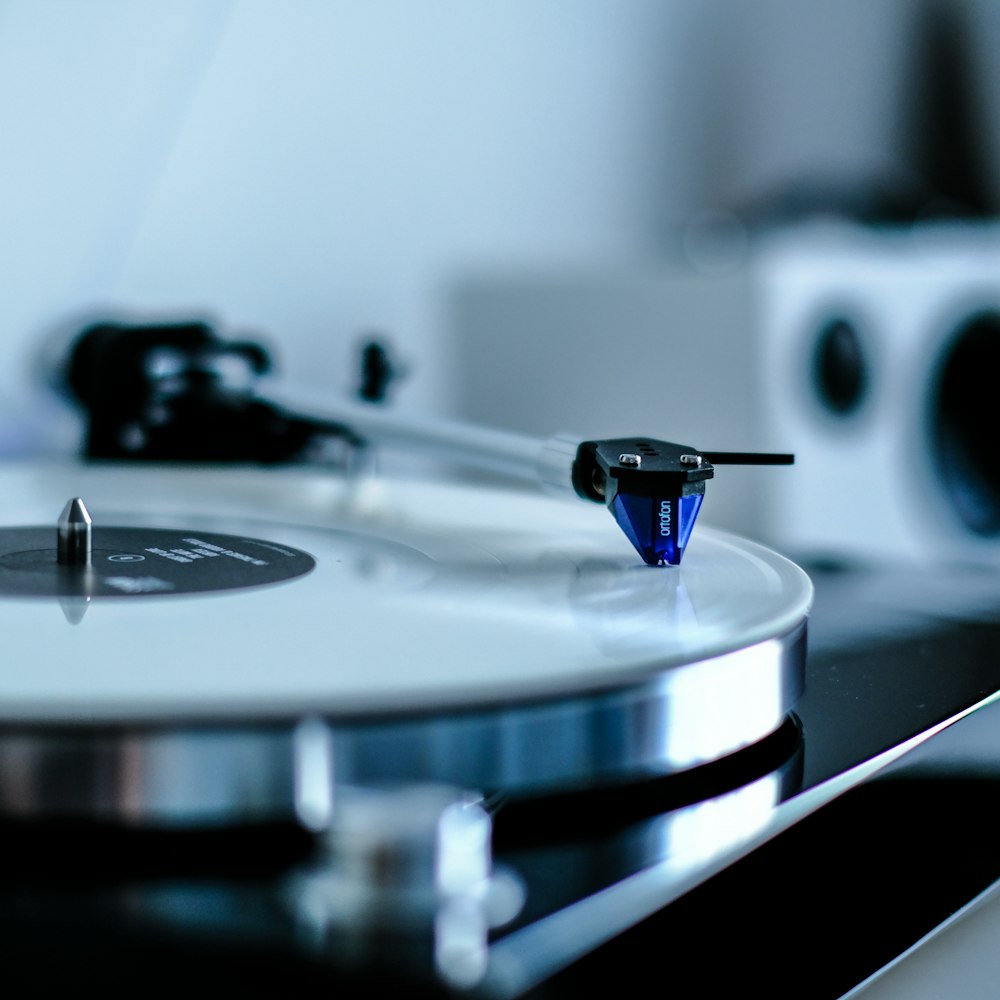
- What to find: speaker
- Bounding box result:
[754,221,1000,564]
[450,221,1000,564]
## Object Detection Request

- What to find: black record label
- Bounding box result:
[0,527,315,598]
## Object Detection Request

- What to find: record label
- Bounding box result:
[0,526,315,597]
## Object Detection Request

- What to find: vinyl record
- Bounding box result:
[0,461,810,719]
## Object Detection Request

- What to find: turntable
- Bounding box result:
[3,321,1000,998]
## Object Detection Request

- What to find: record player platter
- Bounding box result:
[0,462,811,825]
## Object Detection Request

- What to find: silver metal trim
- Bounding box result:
[332,623,806,793]
[0,622,805,826]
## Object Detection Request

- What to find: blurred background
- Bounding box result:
[2,0,1000,562]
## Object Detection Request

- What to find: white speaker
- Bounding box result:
[450,221,1000,564]
[753,221,1000,564]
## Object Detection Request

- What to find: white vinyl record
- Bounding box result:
[0,461,812,722]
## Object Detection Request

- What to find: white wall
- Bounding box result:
[0,0,709,453]
[0,1,231,450]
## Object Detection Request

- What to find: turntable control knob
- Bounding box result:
[57,497,93,567]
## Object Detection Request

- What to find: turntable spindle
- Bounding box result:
[57,497,93,567]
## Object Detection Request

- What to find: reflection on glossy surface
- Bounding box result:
[58,593,90,625]
[282,785,524,990]
[293,717,334,833]
[483,755,798,998]
[659,770,781,864]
